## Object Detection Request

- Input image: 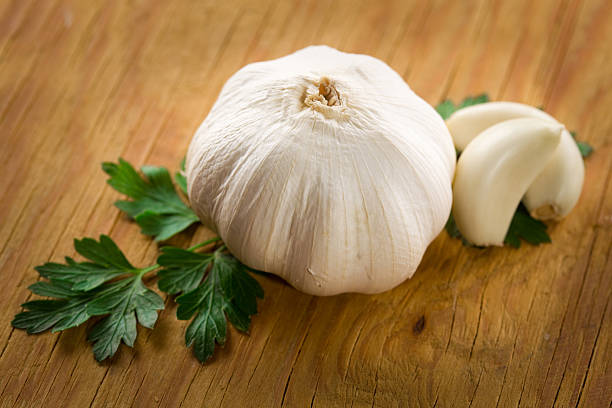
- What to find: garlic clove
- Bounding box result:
[445,101,584,220]
[523,129,584,219]
[446,102,554,151]
[452,118,563,246]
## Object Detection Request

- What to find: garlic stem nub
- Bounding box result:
[318,78,341,106]
[523,129,584,219]
[452,118,563,246]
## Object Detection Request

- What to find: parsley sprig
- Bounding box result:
[437,94,593,247]
[12,236,165,361]
[102,159,199,241]
[13,158,264,363]
[158,243,264,362]
[157,237,264,362]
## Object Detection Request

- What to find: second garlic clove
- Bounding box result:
[523,129,585,219]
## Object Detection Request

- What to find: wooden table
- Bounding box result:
[1,0,610,406]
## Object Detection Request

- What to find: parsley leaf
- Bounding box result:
[458,94,490,109]
[503,204,551,248]
[175,157,188,195]
[214,254,264,332]
[12,281,95,333]
[444,213,473,247]
[570,131,594,158]
[176,270,226,363]
[445,206,550,248]
[435,100,456,120]
[12,235,164,361]
[86,276,164,361]
[34,235,136,291]
[157,248,214,295]
[444,212,461,239]
[435,93,490,119]
[157,237,221,294]
[133,211,197,242]
[576,142,593,158]
[102,159,199,241]
[160,248,264,363]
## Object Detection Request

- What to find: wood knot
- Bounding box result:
[413,315,425,334]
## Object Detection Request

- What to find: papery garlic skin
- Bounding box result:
[452,118,563,246]
[446,102,584,220]
[186,46,455,296]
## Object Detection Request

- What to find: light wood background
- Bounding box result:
[1,0,610,406]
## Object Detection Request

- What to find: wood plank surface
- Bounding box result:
[1,0,610,406]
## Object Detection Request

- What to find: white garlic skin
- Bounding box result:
[186,46,455,296]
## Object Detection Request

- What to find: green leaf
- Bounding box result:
[74,235,134,269]
[87,277,164,361]
[570,131,593,158]
[34,235,137,291]
[435,94,489,120]
[172,252,263,363]
[12,281,94,334]
[435,100,456,120]
[178,276,227,363]
[175,157,188,195]
[444,212,461,239]
[458,94,489,108]
[444,212,473,247]
[576,141,593,158]
[503,204,551,248]
[216,255,264,317]
[157,248,214,295]
[444,204,551,248]
[102,159,199,241]
[135,211,199,242]
[29,280,81,298]
[445,204,550,248]
[89,312,137,361]
[12,236,164,361]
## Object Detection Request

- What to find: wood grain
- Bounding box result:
[1,0,610,406]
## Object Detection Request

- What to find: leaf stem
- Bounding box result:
[140,237,223,278]
[139,264,160,277]
[187,236,221,252]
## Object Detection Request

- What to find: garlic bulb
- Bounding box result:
[186,46,455,296]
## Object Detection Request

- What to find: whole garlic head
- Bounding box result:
[186,46,455,296]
